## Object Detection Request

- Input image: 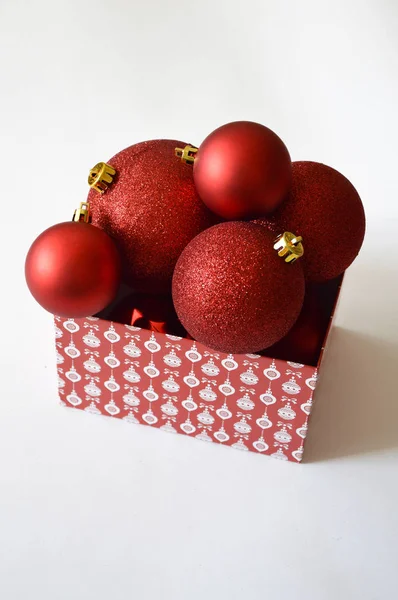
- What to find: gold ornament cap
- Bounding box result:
[274,232,304,263]
[73,202,91,223]
[175,145,198,165]
[88,162,116,193]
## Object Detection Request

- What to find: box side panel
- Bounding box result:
[291,277,344,460]
[55,316,318,463]
[317,275,344,369]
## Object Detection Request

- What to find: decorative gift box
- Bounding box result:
[25,122,363,463]
[55,277,342,463]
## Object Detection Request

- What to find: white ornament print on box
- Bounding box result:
[55,311,323,463]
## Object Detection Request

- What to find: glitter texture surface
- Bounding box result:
[88,140,219,293]
[269,161,366,281]
[172,222,305,354]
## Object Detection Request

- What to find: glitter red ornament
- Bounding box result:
[269,161,366,281]
[87,140,219,293]
[25,221,121,317]
[172,222,305,354]
[193,121,292,220]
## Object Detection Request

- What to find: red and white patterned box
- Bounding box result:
[54,279,342,463]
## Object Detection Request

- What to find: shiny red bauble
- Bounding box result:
[266,284,331,366]
[88,139,219,293]
[108,292,187,337]
[172,222,305,354]
[271,161,366,281]
[25,222,121,317]
[193,121,292,220]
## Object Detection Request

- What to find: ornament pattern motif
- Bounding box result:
[55,316,319,462]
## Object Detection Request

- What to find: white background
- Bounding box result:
[1,1,397,599]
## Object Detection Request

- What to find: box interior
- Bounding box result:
[96,275,344,368]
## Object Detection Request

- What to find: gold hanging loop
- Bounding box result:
[73,202,92,223]
[175,145,198,165]
[88,162,116,193]
[274,232,304,263]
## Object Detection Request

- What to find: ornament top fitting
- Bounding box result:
[88,162,116,193]
[175,145,198,165]
[274,232,304,263]
[73,202,92,224]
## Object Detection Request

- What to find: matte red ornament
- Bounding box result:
[172,222,305,354]
[269,161,366,281]
[87,140,219,293]
[193,121,292,220]
[108,292,187,337]
[25,222,121,317]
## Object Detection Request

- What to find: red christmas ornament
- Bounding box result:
[265,284,331,366]
[87,140,219,293]
[25,221,121,317]
[252,215,278,233]
[269,161,366,281]
[193,121,292,220]
[108,292,187,337]
[172,222,305,354]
